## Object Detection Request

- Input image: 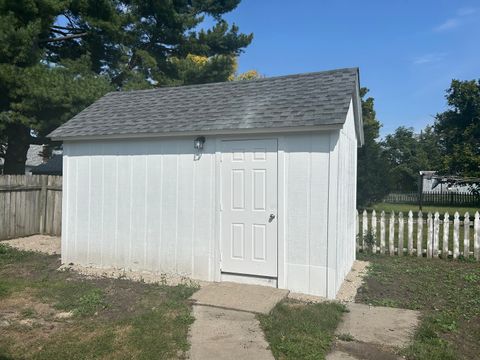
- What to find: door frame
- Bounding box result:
[213,134,287,289]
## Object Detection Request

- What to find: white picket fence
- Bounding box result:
[356,210,480,260]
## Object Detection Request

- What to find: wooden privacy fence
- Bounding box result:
[384,191,479,207]
[0,175,62,240]
[356,210,480,260]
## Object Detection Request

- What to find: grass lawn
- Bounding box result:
[356,253,480,360]
[0,243,198,359]
[258,300,347,359]
[364,203,479,217]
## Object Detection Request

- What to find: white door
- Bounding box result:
[220,139,278,277]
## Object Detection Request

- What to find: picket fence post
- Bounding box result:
[464,212,470,258]
[433,212,440,258]
[443,212,449,258]
[398,212,404,256]
[356,210,359,252]
[407,211,413,255]
[371,210,377,254]
[427,213,433,258]
[380,211,386,254]
[453,212,460,259]
[388,212,395,255]
[417,211,423,257]
[474,211,480,260]
[362,210,368,251]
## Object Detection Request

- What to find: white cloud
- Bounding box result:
[433,7,476,32]
[413,53,446,65]
[457,7,476,16]
[434,18,459,32]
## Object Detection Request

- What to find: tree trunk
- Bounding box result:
[3,123,31,174]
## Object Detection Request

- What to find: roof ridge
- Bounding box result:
[105,67,359,97]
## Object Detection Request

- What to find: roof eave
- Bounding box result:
[50,124,343,142]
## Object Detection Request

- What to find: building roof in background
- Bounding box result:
[31,154,62,175]
[48,68,364,144]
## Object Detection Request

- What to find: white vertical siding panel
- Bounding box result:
[326,131,339,298]
[130,148,148,269]
[101,143,118,267]
[285,134,311,293]
[61,148,70,264]
[145,141,163,271]
[160,143,179,273]
[176,150,195,275]
[75,149,91,264]
[116,150,132,268]
[308,133,330,296]
[87,144,104,265]
[192,143,215,280]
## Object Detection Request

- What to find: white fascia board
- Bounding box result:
[50,124,343,142]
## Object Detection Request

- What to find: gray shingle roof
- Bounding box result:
[49,67,362,141]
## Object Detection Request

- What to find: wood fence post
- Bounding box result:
[443,212,449,258]
[39,175,48,234]
[453,212,460,259]
[398,211,404,256]
[427,213,433,258]
[362,210,368,251]
[389,211,395,256]
[371,210,377,254]
[417,211,423,257]
[474,211,480,260]
[355,210,359,252]
[433,212,440,257]
[380,211,385,254]
[464,212,470,258]
[407,211,413,255]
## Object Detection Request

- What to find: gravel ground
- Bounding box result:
[60,263,203,287]
[336,260,370,302]
[288,260,370,303]
[1,235,61,255]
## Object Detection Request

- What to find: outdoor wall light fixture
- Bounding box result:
[194,136,205,150]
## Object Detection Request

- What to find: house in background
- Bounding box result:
[1,145,44,175]
[0,145,62,175]
[420,170,472,194]
[49,67,364,299]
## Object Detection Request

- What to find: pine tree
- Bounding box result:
[0,0,253,174]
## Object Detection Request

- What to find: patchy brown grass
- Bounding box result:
[0,243,198,359]
[356,253,480,360]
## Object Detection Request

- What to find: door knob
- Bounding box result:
[269,214,276,222]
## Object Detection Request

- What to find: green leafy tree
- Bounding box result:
[382,127,421,191]
[434,79,480,176]
[357,88,391,206]
[0,0,252,174]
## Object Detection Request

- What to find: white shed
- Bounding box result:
[49,67,364,298]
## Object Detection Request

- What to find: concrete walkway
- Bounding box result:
[188,282,289,359]
[327,303,420,360]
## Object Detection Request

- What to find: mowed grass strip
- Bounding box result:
[356,253,480,360]
[259,300,347,360]
[0,243,198,360]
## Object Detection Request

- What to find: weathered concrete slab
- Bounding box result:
[191,282,289,314]
[336,303,419,347]
[188,305,273,360]
[332,340,402,360]
[326,350,359,360]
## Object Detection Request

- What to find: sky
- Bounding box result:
[214,0,480,137]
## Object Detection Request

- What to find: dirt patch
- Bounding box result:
[1,235,60,255]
